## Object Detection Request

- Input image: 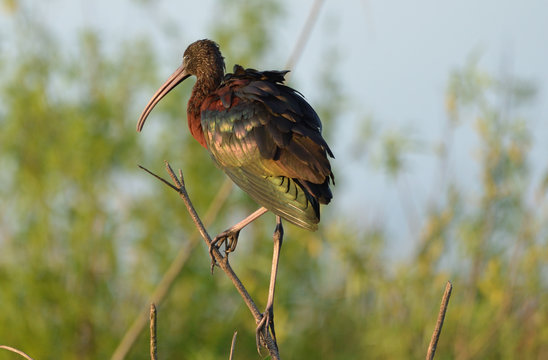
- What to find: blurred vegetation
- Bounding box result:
[1,1,547,360]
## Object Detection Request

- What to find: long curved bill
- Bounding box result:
[136,64,190,132]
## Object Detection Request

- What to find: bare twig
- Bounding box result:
[150,304,158,360]
[140,162,280,359]
[229,331,238,360]
[426,281,453,360]
[0,345,34,360]
[111,178,232,360]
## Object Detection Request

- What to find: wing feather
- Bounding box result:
[200,66,334,229]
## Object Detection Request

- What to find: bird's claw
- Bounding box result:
[209,229,241,272]
[255,306,276,353]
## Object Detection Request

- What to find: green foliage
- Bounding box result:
[0,2,547,360]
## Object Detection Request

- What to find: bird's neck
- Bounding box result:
[187,74,222,148]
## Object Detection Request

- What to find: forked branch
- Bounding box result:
[139,162,280,359]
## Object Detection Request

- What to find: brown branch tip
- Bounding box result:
[426,281,453,360]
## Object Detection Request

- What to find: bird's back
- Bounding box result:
[200,65,334,230]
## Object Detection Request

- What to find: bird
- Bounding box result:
[137,39,334,345]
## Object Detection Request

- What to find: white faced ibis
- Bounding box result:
[137,39,334,344]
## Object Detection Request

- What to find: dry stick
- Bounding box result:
[426,281,453,360]
[111,178,232,360]
[0,345,34,360]
[150,304,158,360]
[142,162,280,359]
[229,331,238,360]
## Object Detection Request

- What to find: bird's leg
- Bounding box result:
[209,207,269,268]
[256,216,283,351]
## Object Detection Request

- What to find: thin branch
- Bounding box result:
[111,177,232,360]
[229,331,238,360]
[426,281,453,360]
[0,345,34,360]
[140,162,280,360]
[150,304,158,360]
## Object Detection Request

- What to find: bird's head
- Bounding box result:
[137,39,225,132]
[182,39,225,79]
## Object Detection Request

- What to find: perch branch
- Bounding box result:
[140,162,280,359]
[111,179,232,360]
[426,281,453,360]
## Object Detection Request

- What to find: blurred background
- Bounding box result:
[1,0,547,359]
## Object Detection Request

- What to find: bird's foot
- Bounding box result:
[209,229,240,272]
[255,305,276,353]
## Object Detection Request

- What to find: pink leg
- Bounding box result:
[256,216,283,350]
